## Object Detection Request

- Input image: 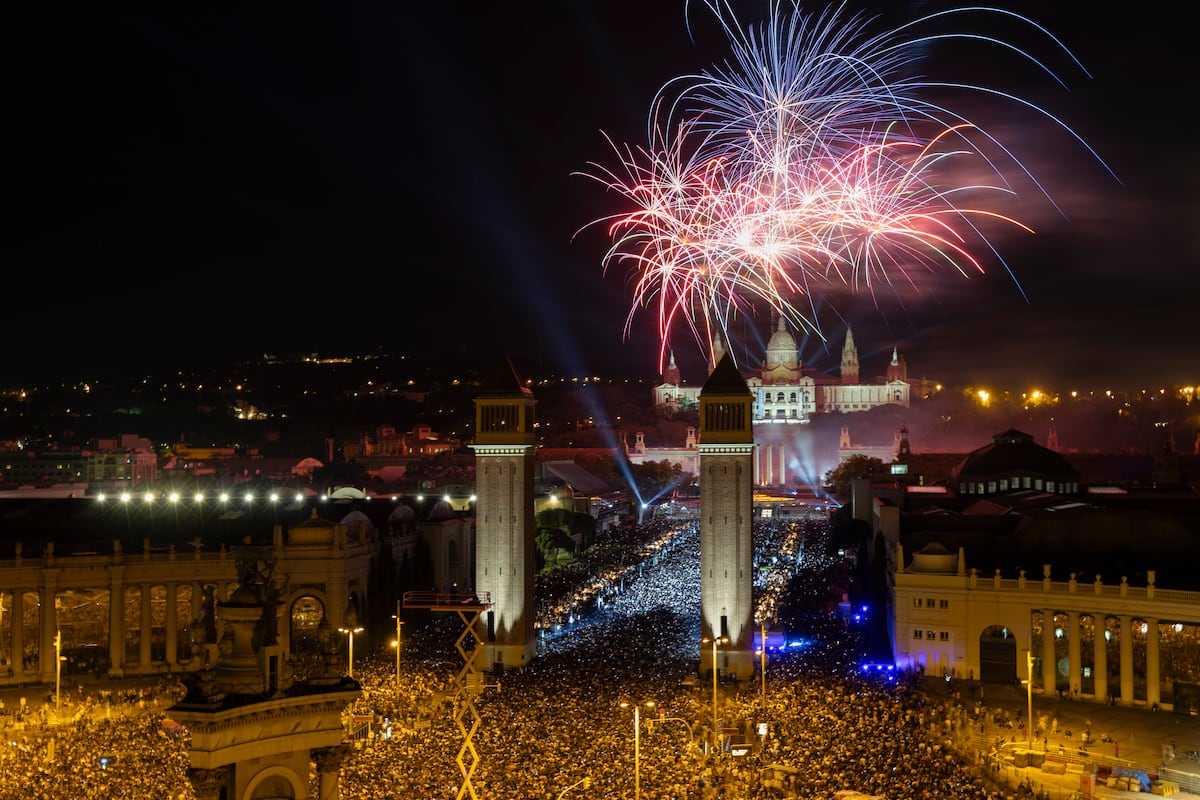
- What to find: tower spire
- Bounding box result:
[840,328,859,385]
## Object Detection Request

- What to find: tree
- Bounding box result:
[824,454,887,500]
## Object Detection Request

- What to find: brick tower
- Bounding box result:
[698,352,756,680]
[471,357,537,671]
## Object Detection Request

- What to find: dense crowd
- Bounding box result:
[0,513,1015,799]
[0,680,192,800]
[333,515,1008,799]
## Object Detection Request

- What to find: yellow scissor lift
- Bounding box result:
[402,590,498,800]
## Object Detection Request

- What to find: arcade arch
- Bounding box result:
[978,625,1017,683]
[289,593,327,655]
[243,764,306,800]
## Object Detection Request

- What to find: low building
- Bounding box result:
[862,429,1200,712]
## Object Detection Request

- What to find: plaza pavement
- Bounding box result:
[922,677,1200,799]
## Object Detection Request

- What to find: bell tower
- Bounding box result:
[698,352,756,680]
[471,357,538,670]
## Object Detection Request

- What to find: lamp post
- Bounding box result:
[338,625,364,678]
[760,618,768,699]
[391,603,404,693]
[556,776,592,799]
[702,635,728,754]
[54,629,63,720]
[622,701,654,800]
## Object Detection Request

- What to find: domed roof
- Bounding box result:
[339,509,375,532]
[909,542,958,574]
[953,429,1080,486]
[428,499,456,520]
[387,504,416,523]
[766,316,797,352]
[763,317,798,373]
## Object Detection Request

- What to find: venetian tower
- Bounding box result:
[471,357,538,670]
[698,352,756,679]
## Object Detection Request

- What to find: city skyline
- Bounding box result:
[3,2,1196,391]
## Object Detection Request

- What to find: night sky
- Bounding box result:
[4,2,1196,391]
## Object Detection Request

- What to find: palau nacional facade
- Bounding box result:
[651,320,916,485]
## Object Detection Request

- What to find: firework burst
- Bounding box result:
[576,0,1113,370]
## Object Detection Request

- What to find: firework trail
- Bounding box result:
[575,0,1113,371]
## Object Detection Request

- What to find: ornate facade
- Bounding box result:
[653,322,910,423]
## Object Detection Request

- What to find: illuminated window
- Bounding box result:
[914,630,923,639]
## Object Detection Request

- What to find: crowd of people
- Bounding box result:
[0,679,192,799]
[0,511,1021,799]
[333,514,1010,799]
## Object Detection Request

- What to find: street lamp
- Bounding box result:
[54,629,64,720]
[556,776,592,799]
[702,635,728,754]
[621,700,655,800]
[338,625,364,678]
[391,603,404,693]
[759,618,768,699]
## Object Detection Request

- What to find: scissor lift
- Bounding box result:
[402,590,498,800]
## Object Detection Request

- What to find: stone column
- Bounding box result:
[1093,615,1108,703]
[1042,609,1056,693]
[10,590,25,679]
[313,744,352,800]
[191,581,203,624]
[39,571,60,683]
[1119,615,1134,704]
[108,570,125,675]
[1067,612,1081,696]
[165,582,178,667]
[187,767,231,800]
[139,583,153,669]
[1146,618,1160,708]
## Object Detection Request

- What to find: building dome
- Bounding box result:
[428,498,456,520]
[952,429,1080,496]
[339,509,374,531]
[387,504,416,523]
[763,317,798,372]
[908,542,958,573]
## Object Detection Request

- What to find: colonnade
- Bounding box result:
[0,517,378,688]
[1,575,237,684]
[1037,608,1170,707]
[896,559,1200,710]
[755,442,788,486]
